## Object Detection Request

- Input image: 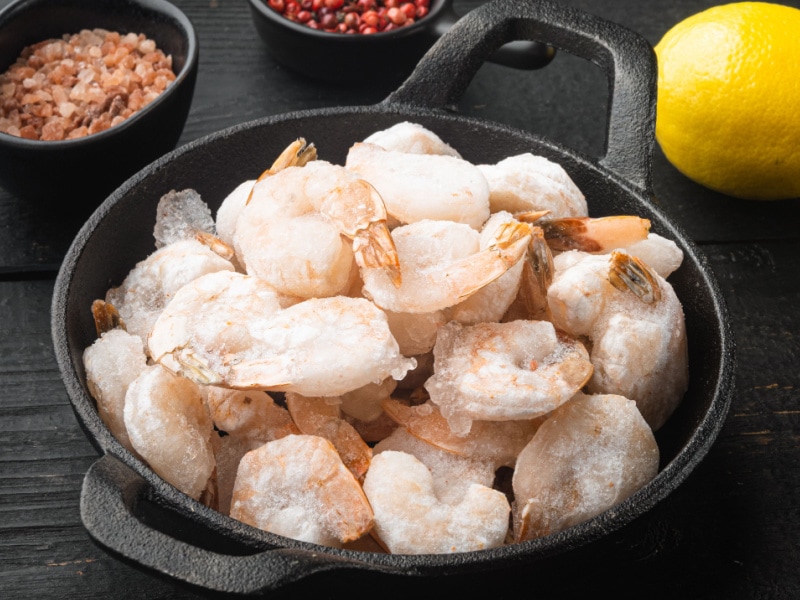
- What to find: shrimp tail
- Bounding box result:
[514,209,551,224]
[445,219,532,302]
[265,138,317,175]
[516,227,554,320]
[164,347,225,386]
[92,299,126,337]
[224,359,293,392]
[353,222,402,287]
[608,250,662,304]
[195,231,235,261]
[247,138,318,204]
[541,216,651,252]
[490,220,535,268]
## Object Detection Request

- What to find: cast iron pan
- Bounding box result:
[52,0,735,594]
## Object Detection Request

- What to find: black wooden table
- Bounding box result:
[2,1,799,598]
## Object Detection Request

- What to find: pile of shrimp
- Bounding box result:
[83,121,688,554]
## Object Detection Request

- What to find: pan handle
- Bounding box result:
[385,0,656,193]
[80,454,374,594]
[433,1,556,71]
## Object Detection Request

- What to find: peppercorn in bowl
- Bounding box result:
[0,0,198,207]
[247,0,554,83]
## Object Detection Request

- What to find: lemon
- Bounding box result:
[654,2,800,200]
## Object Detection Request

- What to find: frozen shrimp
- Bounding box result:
[477,153,588,217]
[622,233,684,278]
[285,392,373,481]
[362,121,462,157]
[234,159,400,299]
[362,450,510,554]
[205,387,299,441]
[502,226,555,322]
[383,309,447,357]
[216,138,318,249]
[345,142,491,229]
[152,279,415,396]
[512,393,659,541]
[124,364,216,501]
[83,326,148,454]
[230,434,374,547]
[361,217,532,314]
[523,213,683,277]
[382,398,541,468]
[446,211,529,325]
[547,251,689,430]
[374,427,496,505]
[106,237,235,348]
[206,387,299,514]
[339,377,397,424]
[534,215,651,253]
[215,179,254,249]
[425,319,593,435]
[148,270,284,384]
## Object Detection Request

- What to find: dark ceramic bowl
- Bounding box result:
[0,0,198,208]
[53,0,734,594]
[247,0,555,82]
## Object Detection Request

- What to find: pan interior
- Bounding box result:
[57,106,729,571]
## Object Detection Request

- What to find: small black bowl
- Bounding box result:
[247,0,554,82]
[0,0,198,208]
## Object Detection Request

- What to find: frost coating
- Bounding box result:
[512,393,659,541]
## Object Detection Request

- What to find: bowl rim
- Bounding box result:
[247,0,450,42]
[0,0,199,148]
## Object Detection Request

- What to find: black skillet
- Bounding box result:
[51,0,735,594]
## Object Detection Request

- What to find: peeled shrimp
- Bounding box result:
[445,211,528,325]
[230,434,374,547]
[383,309,447,357]
[622,233,684,278]
[234,159,400,299]
[285,392,373,481]
[106,237,235,347]
[216,138,318,250]
[512,393,659,541]
[215,179,255,249]
[148,270,284,384]
[362,450,510,554]
[425,319,593,435]
[124,364,216,501]
[374,427,496,505]
[361,216,532,314]
[151,275,415,396]
[382,398,541,468]
[338,377,397,424]
[547,251,689,430]
[362,121,462,157]
[205,387,299,442]
[534,215,651,253]
[83,327,148,454]
[345,142,490,229]
[206,387,299,514]
[477,153,587,218]
[522,213,683,278]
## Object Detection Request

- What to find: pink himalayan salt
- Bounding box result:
[0,28,176,141]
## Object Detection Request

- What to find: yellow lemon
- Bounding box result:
[654,2,800,200]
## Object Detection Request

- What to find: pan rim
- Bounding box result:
[51,103,735,575]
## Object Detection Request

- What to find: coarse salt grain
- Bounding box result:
[0,28,176,141]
